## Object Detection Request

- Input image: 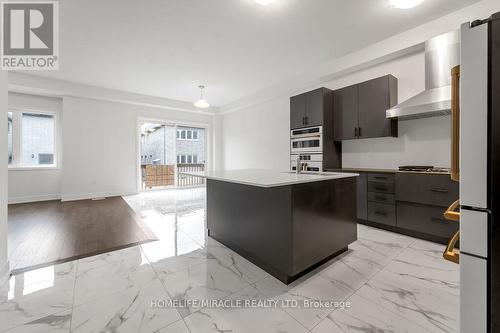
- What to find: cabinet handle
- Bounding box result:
[443,230,460,264]
[444,199,460,222]
[374,176,387,180]
[358,127,362,137]
[355,127,358,137]
[374,195,387,201]
[430,188,448,194]
[374,211,387,216]
[305,116,308,125]
[374,186,387,192]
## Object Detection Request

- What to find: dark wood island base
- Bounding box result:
[206,177,357,284]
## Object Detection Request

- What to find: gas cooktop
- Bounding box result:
[398,165,451,173]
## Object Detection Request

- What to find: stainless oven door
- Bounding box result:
[291,136,322,153]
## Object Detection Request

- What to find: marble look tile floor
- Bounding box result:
[0,187,459,332]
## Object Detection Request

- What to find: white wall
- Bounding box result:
[223,97,290,170]
[62,96,214,201]
[222,51,451,170]
[0,71,9,282]
[8,93,63,203]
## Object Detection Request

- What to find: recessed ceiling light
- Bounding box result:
[254,0,276,6]
[194,85,210,109]
[390,0,424,9]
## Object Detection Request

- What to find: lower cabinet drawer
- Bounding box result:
[367,192,395,204]
[396,202,458,238]
[368,202,396,226]
[368,181,395,194]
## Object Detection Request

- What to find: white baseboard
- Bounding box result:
[0,261,10,285]
[9,194,61,204]
[61,191,137,202]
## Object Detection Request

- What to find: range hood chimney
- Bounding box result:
[386,30,460,120]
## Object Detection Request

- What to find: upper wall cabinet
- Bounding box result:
[333,75,398,141]
[333,85,358,140]
[290,88,330,129]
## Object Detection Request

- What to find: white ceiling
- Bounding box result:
[34,0,480,107]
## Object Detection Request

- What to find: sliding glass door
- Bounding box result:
[139,122,206,190]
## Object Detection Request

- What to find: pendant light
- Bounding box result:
[194,85,210,109]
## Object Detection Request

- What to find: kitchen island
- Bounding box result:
[183,169,358,284]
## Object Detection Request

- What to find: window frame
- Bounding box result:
[8,109,59,171]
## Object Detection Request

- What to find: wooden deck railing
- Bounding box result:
[177,164,205,187]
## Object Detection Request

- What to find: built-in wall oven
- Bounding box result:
[290,153,323,172]
[290,126,323,154]
[290,126,323,172]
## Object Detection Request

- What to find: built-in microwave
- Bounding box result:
[290,126,323,154]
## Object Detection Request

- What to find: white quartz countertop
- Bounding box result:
[180,169,359,188]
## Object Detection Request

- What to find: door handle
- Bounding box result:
[443,199,460,222]
[451,65,460,182]
[443,230,460,264]
[430,188,449,194]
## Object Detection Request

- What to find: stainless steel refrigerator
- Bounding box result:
[459,12,500,333]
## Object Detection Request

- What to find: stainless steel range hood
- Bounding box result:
[387,30,460,120]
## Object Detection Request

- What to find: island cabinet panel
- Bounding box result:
[291,177,357,274]
[206,180,293,276]
[206,177,357,284]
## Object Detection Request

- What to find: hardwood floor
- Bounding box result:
[8,197,157,274]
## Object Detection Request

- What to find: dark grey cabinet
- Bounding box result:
[358,76,398,139]
[290,88,329,129]
[289,87,342,169]
[333,85,358,140]
[290,93,307,129]
[351,170,458,244]
[305,88,325,127]
[397,202,458,239]
[395,173,459,207]
[333,75,398,140]
[356,173,367,220]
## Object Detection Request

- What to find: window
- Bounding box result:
[176,154,199,164]
[8,110,57,168]
[176,128,199,141]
